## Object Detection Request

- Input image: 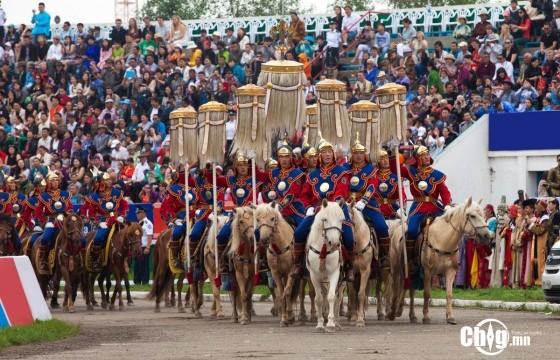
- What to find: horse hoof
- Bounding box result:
[127,301,134,306]
[422,318,431,324]
[335,324,342,331]
[378,314,386,321]
[101,303,108,310]
[356,320,365,327]
[87,305,94,311]
[119,305,125,312]
[194,311,202,319]
[109,304,115,311]
[410,317,419,324]
[325,326,336,333]
[240,318,249,325]
[178,307,186,313]
[165,302,173,308]
[92,300,99,306]
[171,299,176,307]
[209,314,217,320]
[315,326,325,333]
[387,312,395,321]
[298,315,308,323]
[51,303,60,309]
[270,307,278,317]
[154,308,161,313]
[280,321,288,327]
[287,316,295,325]
[69,306,76,314]
[217,314,225,320]
[310,316,318,323]
[349,319,357,326]
[447,317,457,325]
[232,317,238,323]
[62,307,69,313]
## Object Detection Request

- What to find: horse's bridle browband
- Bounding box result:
[429,214,487,256]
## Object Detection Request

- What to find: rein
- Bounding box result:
[428,213,487,257]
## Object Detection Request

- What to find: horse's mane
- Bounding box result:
[0,214,12,224]
[349,205,368,236]
[440,198,483,224]
[208,214,229,250]
[229,207,253,255]
[309,201,344,236]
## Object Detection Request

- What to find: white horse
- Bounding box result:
[386,197,491,324]
[307,199,347,333]
[203,214,230,320]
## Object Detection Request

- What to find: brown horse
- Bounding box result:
[228,206,256,325]
[148,228,187,313]
[83,222,143,311]
[0,215,17,257]
[203,214,230,319]
[57,215,84,313]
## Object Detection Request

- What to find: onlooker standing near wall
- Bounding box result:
[547,155,560,197]
[31,2,51,44]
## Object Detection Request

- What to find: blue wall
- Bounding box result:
[489,112,560,152]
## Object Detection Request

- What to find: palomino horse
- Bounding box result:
[228,206,256,325]
[307,199,347,333]
[0,215,17,256]
[148,228,187,313]
[203,214,230,320]
[83,222,143,311]
[346,203,376,326]
[57,215,84,313]
[255,202,301,327]
[386,198,491,324]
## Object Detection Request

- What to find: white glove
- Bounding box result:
[444,205,452,211]
[99,222,108,229]
[45,222,55,229]
[306,207,315,216]
[355,201,366,211]
[168,222,174,228]
[225,188,231,195]
[117,216,125,224]
[175,219,183,226]
[195,209,202,216]
[33,226,43,232]
[56,214,64,222]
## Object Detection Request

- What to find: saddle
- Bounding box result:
[168,238,187,275]
[85,226,116,272]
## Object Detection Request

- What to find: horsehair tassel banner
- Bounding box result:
[348,100,381,162]
[375,83,407,143]
[197,101,227,165]
[257,60,306,139]
[315,79,350,149]
[305,104,319,147]
[234,84,269,167]
[169,106,198,165]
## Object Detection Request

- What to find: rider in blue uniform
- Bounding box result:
[293,136,355,281]
[345,135,391,267]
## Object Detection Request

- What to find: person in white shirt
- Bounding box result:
[341,5,361,46]
[225,110,237,155]
[493,54,514,82]
[0,7,6,42]
[110,140,129,171]
[135,207,153,285]
[154,16,170,41]
[325,20,342,78]
[46,35,63,61]
[240,43,255,65]
[37,128,52,150]
[130,153,150,202]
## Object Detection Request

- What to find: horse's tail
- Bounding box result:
[385,220,406,318]
[147,231,172,301]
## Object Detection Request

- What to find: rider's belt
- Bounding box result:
[375,197,397,205]
[413,196,436,203]
[348,192,364,199]
[198,205,213,210]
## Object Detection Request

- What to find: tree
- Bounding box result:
[328,1,375,12]
[387,0,489,10]
[141,0,208,20]
[213,0,314,18]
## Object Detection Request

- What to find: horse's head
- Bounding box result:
[255,202,281,247]
[232,206,255,241]
[62,214,84,250]
[312,199,345,249]
[123,222,144,257]
[448,197,493,243]
[0,215,15,256]
[209,213,229,233]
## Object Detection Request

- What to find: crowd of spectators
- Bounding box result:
[0,2,558,202]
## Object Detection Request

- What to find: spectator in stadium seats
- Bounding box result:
[395,66,411,91]
[288,12,306,47]
[552,7,560,32]
[237,28,250,50]
[141,16,156,40]
[453,16,472,42]
[515,79,539,110]
[500,80,517,103]
[127,17,141,42]
[535,22,557,60]
[499,23,515,48]
[354,71,373,99]
[342,5,360,46]
[410,31,428,58]
[365,58,378,83]
[432,41,448,69]
[522,98,537,111]
[228,41,242,64]
[458,111,475,134]
[374,23,390,57]
[332,5,343,32]
[476,53,496,79]
[224,27,237,48]
[296,36,314,61]
[542,96,554,110]
[111,18,127,46]
[259,37,275,62]
[427,61,444,95]
[502,38,519,70]
[30,2,51,44]
[481,33,503,63]
[513,8,531,47]
[524,56,542,87]
[494,54,515,81]
[472,10,491,38]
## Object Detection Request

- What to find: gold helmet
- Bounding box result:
[46,172,59,182]
[276,140,293,157]
[236,152,249,164]
[378,150,389,159]
[316,132,333,153]
[350,132,366,153]
[413,145,429,158]
[101,172,111,180]
[265,158,278,170]
[301,136,317,158]
[5,175,16,183]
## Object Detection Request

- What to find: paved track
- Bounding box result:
[1,299,559,360]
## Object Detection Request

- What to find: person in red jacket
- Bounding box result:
[391,145,452,273]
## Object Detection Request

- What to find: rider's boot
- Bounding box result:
[217,243,229,274]
[290,242,306,279]
[38,245,50,271]
[189,241,200,270]
[169,239,182,268]
[405,239,418,275]
[378,237,391,269]
[91,245,103,272]
[344,251,355,282]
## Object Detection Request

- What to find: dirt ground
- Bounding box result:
[1,298,559,360]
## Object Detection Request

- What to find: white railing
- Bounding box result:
[49,2,513,43]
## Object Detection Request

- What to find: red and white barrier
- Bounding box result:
[0,256,51,329]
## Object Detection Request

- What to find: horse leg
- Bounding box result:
[98,273,107,309]
[334,281,345,331]
[277,279,287,327]
[177,274,186,313]
[297,281,308,323]
[230,287,239,323]
[191,280,202,318]
[50,272,61,309]
[409,288,418,323]
[234,269,249,325]
[105,274,112,305]
[445,269,457,325]
[310,273,324,333]
[357,270,369,326]
[377,269,388,321]
[117,271,125,311]
[347,280,357,325]
[62,268,75,313]
[125,276,133,305]
[325,271,338,333]
[269,285,279,317]
[309,280,318,323]
[422,269,432,324]
[169,274,176,307]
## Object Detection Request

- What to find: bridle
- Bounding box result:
[257,214,292,256]
[309,218,342,256]
[115,225,141,258]
[446,213,488,241]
